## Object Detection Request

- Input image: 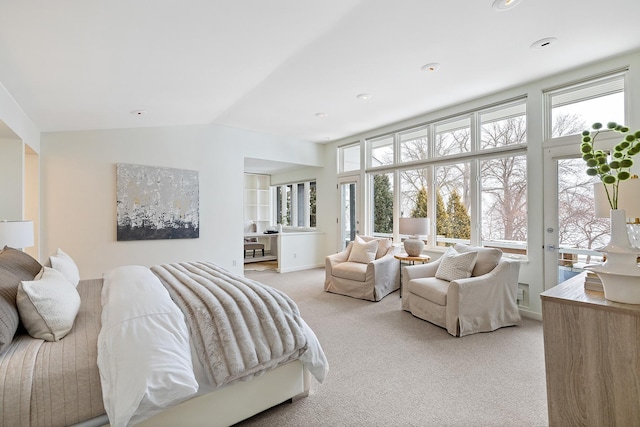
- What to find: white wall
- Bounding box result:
[0,83,40,154]
[41,124,323,279]
[0,138,23,220]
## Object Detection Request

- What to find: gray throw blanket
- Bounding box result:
[150,261,308,388]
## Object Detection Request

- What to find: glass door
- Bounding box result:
[543,147,608,290]
[338,176,359,250]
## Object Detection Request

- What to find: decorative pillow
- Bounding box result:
[17,267,81,341]
[454,244,502,277]
[0,269,22,354]
[354,236,391,259]
[375,238,393,259]
[348,236,379,264]
[0,246,43,279]
[435,246,478,282]
[49,248,80,287]
[0,246,43,354]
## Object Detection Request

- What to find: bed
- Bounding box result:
[0,247,328,427]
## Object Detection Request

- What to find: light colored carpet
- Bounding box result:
[237,268,549,427]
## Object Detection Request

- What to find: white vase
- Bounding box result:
[403,238,424,257]
[586,209,640,304]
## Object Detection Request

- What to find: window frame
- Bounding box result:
[273,180,317,230]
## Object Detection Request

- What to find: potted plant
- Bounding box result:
[581,121,640,303]
[581,121,640,209]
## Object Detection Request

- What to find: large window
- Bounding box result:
[435,116,471,157]
[365,99,528,255]
[480,154,528,247]
[370,135,394,167]
[274,180,316,229]
[544,72,626,279]
[400,126,429,162]
[547,73,625,138]
[480,103,527,149]
[435,162,471,246]
[372,172,394,236]
[339,143,360,173]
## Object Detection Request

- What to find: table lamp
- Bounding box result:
[0,220,34,249]
[399,217,429,256]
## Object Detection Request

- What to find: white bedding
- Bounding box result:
[98,266,198,427]
[99,263,328,427]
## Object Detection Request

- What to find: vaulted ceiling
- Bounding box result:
[1,0,639,143]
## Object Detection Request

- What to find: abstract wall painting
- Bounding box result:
[116,163,199,241]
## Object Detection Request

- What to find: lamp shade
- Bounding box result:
[594,179,640,218]
[399,217,429,237]
[0,220,34,248]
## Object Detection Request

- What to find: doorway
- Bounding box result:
[543,146,609,290]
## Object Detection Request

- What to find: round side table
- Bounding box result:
[394,253,431,297]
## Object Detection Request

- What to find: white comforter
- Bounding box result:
[98,264,328,427]
[98,266,198,427]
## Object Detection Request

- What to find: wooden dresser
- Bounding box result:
[540,272,640,426]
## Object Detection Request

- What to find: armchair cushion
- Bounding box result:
[331,262,367,282]
[435,247,478,281]
[454,243,501,277]
[408,277,449,306]
[347,236,378,264]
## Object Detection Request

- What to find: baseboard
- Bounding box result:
[278,264,324,273]
[519,307,542,321]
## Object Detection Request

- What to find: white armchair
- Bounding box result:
[325,236,400,301]
[402,244,521,337]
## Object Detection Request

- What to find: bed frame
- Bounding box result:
[74,360,310,427]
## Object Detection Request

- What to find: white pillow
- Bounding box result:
[347,236,379,264]
[17,267,81,341]
[50,248,80,286]
[435,247,478,281]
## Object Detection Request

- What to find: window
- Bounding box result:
[400,126,429,162]
[372,172,394,236]
[339,144,360,173]
[435,162,471,246]
[480,154,528,247]
[480,103,527,149]
[363,99,528,254]
[400,167,429,219]
[274,180,316,229]
[370,135,394,167]
[547,73,625,139]
[435,116,471,157]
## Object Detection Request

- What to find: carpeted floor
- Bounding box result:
[236,268,549,427]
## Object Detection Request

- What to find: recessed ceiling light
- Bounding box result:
[130,110,147,116]
[356,93,371,101]
[530,37,557,49]
[421,63,440,72]
[492,0,521,11]
[315,112,327,118]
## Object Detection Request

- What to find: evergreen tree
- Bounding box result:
[436,190,449,237]
[410,186,428,218]
[373,174,393,233]
[447,188,471,239]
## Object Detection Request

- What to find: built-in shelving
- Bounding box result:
[244,173,271,232]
